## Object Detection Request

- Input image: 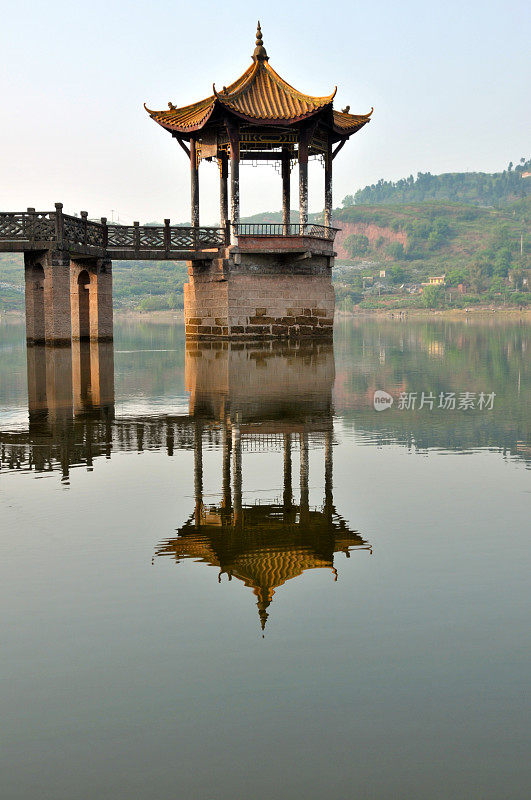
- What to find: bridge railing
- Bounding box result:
[1,208,338,253]
[63,212,106,249]
[235,222,338,241]
[0,208,226,255]
[0,210,56,243]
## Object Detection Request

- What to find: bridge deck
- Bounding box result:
[0,208,226,260]
[0,208,337,260]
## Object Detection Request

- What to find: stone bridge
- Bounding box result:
[0,204,337,345]
[0,204,227,260]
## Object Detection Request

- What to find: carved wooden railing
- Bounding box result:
[235,222,338,241]
[0,204,226,256]
[0,210,56,242]
[0,206,338,255]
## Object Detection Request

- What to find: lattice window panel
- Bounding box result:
[86,222,104,248]
[140,229,164,248]
[107,226,135,247]
[63,216,85,245]
[0,214,25,239]
[170,230,195,249]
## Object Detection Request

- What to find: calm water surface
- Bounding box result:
[0,317,529,800]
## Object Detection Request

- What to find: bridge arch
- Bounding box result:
[76,269,91,340]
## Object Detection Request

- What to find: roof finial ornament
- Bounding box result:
[252,20,268,62]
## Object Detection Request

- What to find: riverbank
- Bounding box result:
[2,306,530,327]
[337,306,531,320]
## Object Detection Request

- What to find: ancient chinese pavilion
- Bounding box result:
[145,22,373,340]
[145,22,372,239]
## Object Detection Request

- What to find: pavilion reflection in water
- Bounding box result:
[156,342,370,631]
[1,340,369,628]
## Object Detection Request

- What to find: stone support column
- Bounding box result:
[24,252,46,344]
[90,260,113,341]
[190,137,200,229]
[282,148,291,235]
[324,138,333,230]
[41,250,72,346]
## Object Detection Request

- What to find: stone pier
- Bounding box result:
[184,248,335,340]
[24,250,113,346]
[25,250,72,346]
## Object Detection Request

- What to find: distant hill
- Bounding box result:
[343,159,530,208]
[1,169,530,313]
[334,197,529,267]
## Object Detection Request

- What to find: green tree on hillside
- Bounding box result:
[347,160,530,207]
[468,259,487,293]
[386,242,404,259]
[421,285,443,308]
[343,234,369,257]
[389,265,406,284]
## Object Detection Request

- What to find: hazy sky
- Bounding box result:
[1,0,529,224]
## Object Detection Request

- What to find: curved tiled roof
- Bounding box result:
[214,60,336,122]
[144,24,372,138]
[333,107,374,135]
[145,59,337,133]
[156,504,368,630]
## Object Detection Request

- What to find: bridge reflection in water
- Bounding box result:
[1,340,369,629]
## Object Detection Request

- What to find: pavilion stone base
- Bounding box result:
[184,250,335,340]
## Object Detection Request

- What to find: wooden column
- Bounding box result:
[232,413,242,528]
[325,137,333,230]
[283,433,292,516]
[190,137,200,228]
[222,419,232,512]
[324,428,333,523]
[299,131,309,230]
[300,430,309,524]
[219,152,229,238]
[227,125,240,244]
[281,147,291,235]
[194,421,203,527]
